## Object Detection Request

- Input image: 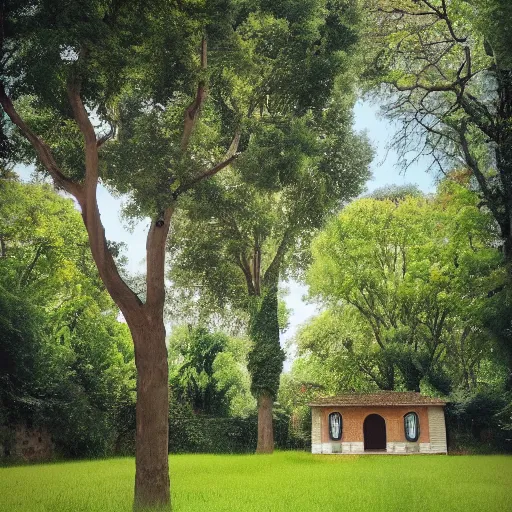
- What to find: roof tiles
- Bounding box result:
[308,392,446,407]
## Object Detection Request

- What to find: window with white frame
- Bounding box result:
[404,412,419,442]
[329,412,342,441]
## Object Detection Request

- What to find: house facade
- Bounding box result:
[309,392,447,455]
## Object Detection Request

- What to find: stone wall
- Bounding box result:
[427,406,448,453]
[311,407,322,454]
[0,425,54,462]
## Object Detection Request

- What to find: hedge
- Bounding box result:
[168,412,308,454]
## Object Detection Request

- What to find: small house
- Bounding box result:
[309,392,447,454]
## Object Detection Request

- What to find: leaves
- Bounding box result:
[0,180,135,456]
[168,326,255,416]
[362,0,512,257]
[305,181,505,392]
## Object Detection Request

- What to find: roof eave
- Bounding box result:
[308,402,447,407]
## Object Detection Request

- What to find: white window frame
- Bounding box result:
[404,412,419,442]
[329,412,342,441]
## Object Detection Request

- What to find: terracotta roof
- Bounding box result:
[308,392,446,407]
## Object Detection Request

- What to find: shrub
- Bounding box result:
[446,390,512,453]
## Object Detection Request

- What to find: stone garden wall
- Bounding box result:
[0,425,54,461]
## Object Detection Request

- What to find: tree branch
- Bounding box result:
[19,243,45,288]
[146,205,175,310]
[67,78,143,315]
[253,244,261,296]
[0,83,84,200]
[67,79,98,200]
[263,229,294,287]
[226,125,241,158]
[174,154,238,197]
[237,253,256,296]
[181,37,207,152]
[438,0,467,43]
[457,123,501,222]
[97,122,116,148]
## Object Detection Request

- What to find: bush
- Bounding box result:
[168,407,299,454]
[169,415,257,453]
[446,390,512,453]
[89,397,308,456]
[286,405,312,450]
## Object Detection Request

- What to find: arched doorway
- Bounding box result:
[364,414,386,451]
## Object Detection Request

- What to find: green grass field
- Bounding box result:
[1,452,511,512]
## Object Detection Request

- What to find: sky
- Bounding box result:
[17,100,437,367]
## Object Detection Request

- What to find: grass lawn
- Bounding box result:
[1,451,511,512]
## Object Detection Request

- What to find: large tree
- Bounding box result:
[0,0,365,506]
[306,181,505,392]
[363,0,512,259]
[167,93,371,452]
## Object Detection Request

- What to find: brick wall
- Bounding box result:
[319,405,430,443]
[311,405,447,454]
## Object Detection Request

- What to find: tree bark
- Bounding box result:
[256,391,274,454]
[131,315,170,510]
[495,68,512,262]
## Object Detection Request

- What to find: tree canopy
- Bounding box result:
[0,0,371,504]
[363,0,512,258]
[166,68,371,451]
[305,181,506,392]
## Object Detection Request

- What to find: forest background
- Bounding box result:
[1,0,511,475]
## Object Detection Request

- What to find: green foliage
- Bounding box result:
[163,4,371,408]
[247,285,285,399]
[166,83,372,323]
[0,1,371,475]
[362,0,512,257]
[303,181,506,393]
[368,184,423,202]
[3,0,152,109]
[167,410,292,454]
[168,326,255,417]
[0,180,135,458]
[446,389,512,453]
[479,281,512,389]
[164,42,371,404]
[0,285,43,423]
[466,0,512,70]
[39,303,135,458]
[4,0,368,218]
[286,308,378,395]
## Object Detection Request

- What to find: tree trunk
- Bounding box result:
[1,71,233,511]
[256,391,274,454]
[495,68,512,263]
[247,279,284,455]
[131,316,170,510]
[0,76,178,511]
